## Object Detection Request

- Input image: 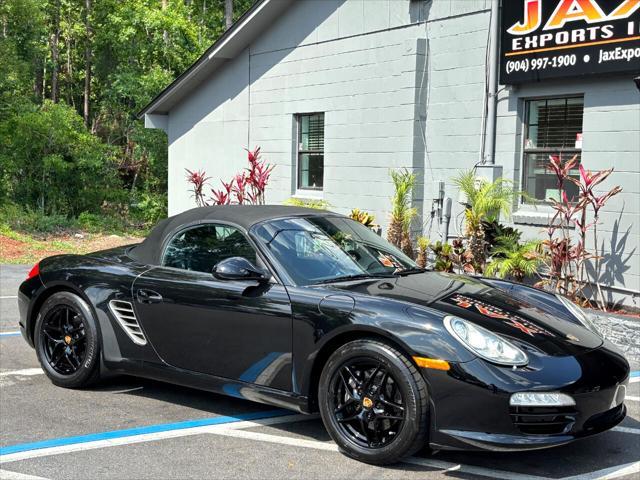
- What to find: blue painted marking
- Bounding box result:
[0,332,21,337]
[0,409,290,456]
[631,371,640,378]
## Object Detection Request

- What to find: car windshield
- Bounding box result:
[253,216,418,285]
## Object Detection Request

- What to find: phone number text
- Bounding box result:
[505,54,577,74]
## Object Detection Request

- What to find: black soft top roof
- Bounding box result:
[129,205,338,265]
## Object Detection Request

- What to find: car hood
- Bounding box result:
[327,271,603,356]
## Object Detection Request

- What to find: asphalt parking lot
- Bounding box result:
[1,264,639,480]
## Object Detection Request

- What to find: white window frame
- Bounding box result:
[294,112,325,197]
[520,95,584,206]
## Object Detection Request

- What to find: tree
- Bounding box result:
[0,101,118,215]
[0,0,254,225]
[225,0,233,29]
[387,169,417,258]
[83,0,91,127]
[49,0,61,103]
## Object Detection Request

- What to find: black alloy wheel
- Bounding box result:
[319,339,429,465]
[40,304,87,375]
[35,291,101,388]
[331,359,406,449]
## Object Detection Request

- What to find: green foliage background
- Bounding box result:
[0,0,252,230]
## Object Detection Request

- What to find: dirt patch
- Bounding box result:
[0,235,27,261]
[0,232,143,264]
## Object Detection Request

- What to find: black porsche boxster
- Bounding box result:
[18,206,629,464]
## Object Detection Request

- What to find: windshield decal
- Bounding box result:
[447,293,555,337]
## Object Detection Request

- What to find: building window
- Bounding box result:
[522,96,584,203]
[296,113,324,191]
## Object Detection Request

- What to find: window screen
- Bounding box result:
[523,97,584,203]
[297,113,324,190]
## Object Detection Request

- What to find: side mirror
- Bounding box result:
[213,257,272,283]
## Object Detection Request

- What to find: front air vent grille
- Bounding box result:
[108,300,147,346]
[509,406,577,435]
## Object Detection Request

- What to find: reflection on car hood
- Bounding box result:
[326,271,603,356]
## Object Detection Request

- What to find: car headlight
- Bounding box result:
[444,316,528,366]
[556,294,600,335]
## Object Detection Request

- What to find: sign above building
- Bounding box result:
[500,0,640,84]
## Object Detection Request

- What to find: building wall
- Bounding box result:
[419,1,492,240]
[164,0,639,306]
[419,1,640,306]
[496,77,640,306]
[168,48,251,215]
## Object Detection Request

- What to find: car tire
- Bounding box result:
[34,291,101,388]
[318,339,429,465]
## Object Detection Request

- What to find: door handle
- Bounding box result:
[137,289,163,304]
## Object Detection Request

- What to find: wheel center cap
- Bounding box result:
[64,335,72,345]
[362,397,373,409]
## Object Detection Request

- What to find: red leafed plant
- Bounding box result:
[538,155,622,310]
[185,169,211,207]
[185,147,274,206]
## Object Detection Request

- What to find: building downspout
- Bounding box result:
[483,0,500,166]
[477,0,503,183]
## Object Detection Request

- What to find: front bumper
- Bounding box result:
[424,343,630,451]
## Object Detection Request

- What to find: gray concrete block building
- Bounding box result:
[141,0,640,307]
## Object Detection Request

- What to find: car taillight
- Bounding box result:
[26,262,40,280]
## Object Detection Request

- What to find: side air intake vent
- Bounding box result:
[108,300,147,346]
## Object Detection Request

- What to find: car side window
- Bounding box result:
[163,224,257,274]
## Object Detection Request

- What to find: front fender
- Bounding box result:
[291,290,477,410]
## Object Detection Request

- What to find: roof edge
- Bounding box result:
[137,0,280,119]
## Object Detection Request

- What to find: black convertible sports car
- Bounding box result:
[18,206,629,464]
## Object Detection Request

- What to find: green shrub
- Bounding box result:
[0,203,74,234]
[133,192,167,225]
[0,101,122,217]
[283,197,331,209]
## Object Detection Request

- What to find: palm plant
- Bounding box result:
[388,169,417,256]
[485,234,542,283]
[416,236,429,268]
[453,170,519,272]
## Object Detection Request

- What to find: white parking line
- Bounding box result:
[611,426,640,435]
[214,429,338,452]
[0,469,50,480]
[0,296,18,299]
[0,331,21,337]
[405,456,551,480]
[626,396,640,402]
[0,414,311,464]
[1,412,639,479]
[211,429,548,480]
[0,369,43,377]
[561,461,640,480]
